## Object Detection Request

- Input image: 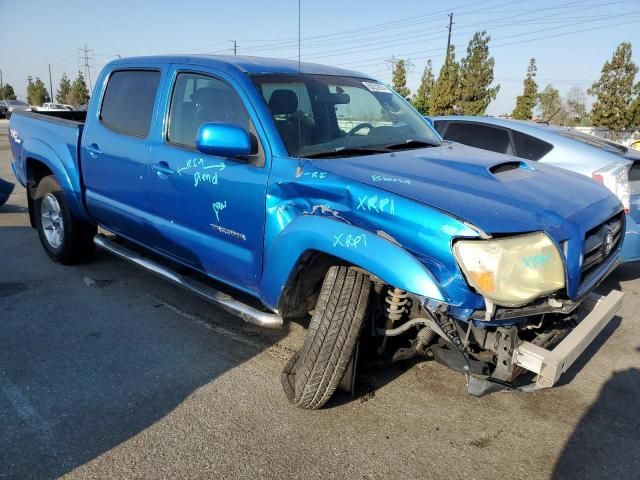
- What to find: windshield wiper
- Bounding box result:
[303,146,390,159]
[382,139,440,150]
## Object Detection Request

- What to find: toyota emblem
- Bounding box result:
[603,229,614,255]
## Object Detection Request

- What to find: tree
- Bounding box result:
[0,83,17,100]
[565,87,589,126]
[512,58,537,120]
[26,76,50,106]
[392,59,410,99]
[68,71,90,106]
[537,84,564,123]
[56,73,72,104]
[412,60,434,114]
[428,46,460,116]
[589,42,638,132]
[457,31,500,115]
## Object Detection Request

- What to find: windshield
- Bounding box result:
[7,100,28,106]
[251,73,441,158]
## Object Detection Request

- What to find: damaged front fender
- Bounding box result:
[259,214,447,310]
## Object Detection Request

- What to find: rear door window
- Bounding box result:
[512,130,553,160]
[100,70,161,137]
[443,122,513,155]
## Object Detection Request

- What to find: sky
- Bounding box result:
[1,0,639,115]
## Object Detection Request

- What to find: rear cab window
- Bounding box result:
[100,70,161,137]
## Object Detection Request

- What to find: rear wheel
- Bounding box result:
[34,175,96,264]
[282,266,370,409]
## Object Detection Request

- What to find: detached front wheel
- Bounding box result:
[34,175,96,264]
[282,266,371,409]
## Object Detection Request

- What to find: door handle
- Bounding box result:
[86,143,102,158]
[152,161,174,178]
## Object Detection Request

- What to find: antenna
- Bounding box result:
[295,0,303,177]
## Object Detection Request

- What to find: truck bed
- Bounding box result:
[8,109,89,221]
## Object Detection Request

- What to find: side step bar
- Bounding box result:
[94,234,283,329]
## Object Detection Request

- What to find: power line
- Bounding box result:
[78,45,94,91]
[336,5,638,70]
[362,17,640,80]
[295,0,610,62]
[48,64,53,102]
[446,13,454,61]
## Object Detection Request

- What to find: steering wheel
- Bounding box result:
[347,122,374,137]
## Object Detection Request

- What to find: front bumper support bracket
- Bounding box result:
[512,290,623,388]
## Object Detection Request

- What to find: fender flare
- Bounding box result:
[259,215,447,310]
[22,137,90,222]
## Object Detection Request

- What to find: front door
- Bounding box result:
[148,69,269,292]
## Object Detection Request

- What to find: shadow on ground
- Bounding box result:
[553,367,640,479]
[0,226,289,479]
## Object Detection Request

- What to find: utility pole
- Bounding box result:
[48,63,54,103]
[232,40,237,55]
[446,13,454,64]
[78,45,94,91]
[0,69,3,90]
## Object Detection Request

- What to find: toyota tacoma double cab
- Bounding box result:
[8,55,624,408]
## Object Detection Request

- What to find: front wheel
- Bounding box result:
[282,266,371,409]
[34,175,96,264]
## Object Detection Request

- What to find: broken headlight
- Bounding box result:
[453,232,565,307]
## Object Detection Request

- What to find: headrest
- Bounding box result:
[268,89,298,115]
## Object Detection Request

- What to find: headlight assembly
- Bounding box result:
[453,232,565,307]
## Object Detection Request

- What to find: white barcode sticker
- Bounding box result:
[362,81,391,93]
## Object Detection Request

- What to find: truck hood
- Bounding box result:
[313,142,619,234]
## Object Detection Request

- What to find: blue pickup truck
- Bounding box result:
[8,55,624,408]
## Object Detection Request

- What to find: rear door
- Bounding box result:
[81,68,163,242]
[147,66,269,292]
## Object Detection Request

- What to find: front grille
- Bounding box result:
[581,211,624,281]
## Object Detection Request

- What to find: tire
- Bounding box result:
[34,175,96,264]
[282,266,371,409]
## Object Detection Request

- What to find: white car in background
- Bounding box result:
[36,103,75,112]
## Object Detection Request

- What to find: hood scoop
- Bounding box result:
[489,161,538,182]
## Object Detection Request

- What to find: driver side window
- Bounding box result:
[167,72,263,165]
[168,73,251,149]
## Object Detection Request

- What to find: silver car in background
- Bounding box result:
[432,116,640,263]
[0,99,31,119]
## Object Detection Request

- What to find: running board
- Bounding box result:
[93,234,283,329]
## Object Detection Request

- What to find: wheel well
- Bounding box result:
[277,250,354,319]
[25,159,53,228]
[26,158,53,188]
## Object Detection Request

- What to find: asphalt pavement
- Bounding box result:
[0,118,639,479]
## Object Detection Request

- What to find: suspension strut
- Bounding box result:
[378,287,409,354]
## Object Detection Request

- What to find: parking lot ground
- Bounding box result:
[0,118,639,479]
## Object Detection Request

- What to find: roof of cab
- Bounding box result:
[107,54,374,79]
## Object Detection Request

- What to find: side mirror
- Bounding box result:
[424,116,434,127]
[196,123,251,158]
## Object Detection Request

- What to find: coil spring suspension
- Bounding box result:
[377,287,410,355]
[385,287,409,321]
